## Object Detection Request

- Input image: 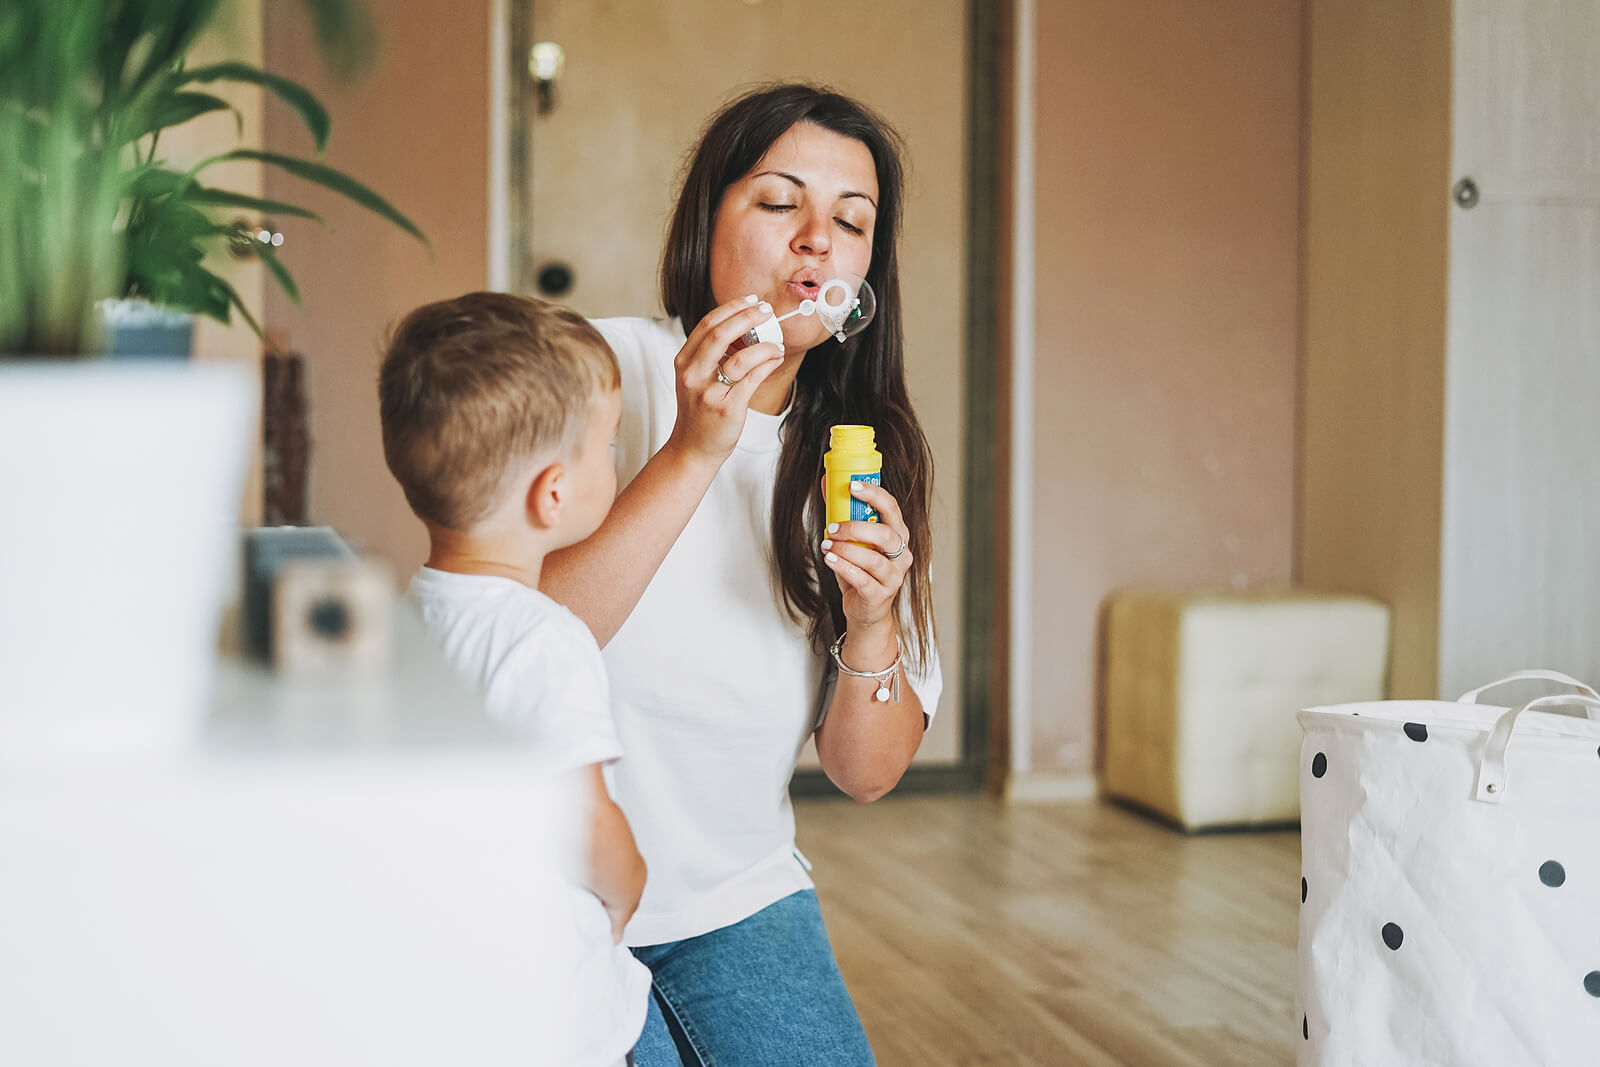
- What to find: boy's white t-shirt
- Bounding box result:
[408,567,650,1067]
[592,316,943,948]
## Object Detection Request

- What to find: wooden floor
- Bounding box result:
[796,795,1300,1066]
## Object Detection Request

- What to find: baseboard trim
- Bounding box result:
[1003,772,1100,805]
[791,760,985,799]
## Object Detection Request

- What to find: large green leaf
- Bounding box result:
[254,238,301,305]
[126,235,209,306]
[126,246,258,336]
[124,162,184,196]
[214,270,263,337]
[192,149,424,242]
[123,188,230,312]
[131,192,226,247]
[178,62,330,151]
[183,186,324,223]
[138,89,239,140]
[127,162,323,224]
[176,266,234,326]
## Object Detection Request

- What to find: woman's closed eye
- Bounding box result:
[759,201,867,236]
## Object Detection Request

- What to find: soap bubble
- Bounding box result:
[809,274,875,342]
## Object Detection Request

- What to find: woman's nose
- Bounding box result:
[791,210,831,258]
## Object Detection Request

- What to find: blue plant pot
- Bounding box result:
[98,300,195,360]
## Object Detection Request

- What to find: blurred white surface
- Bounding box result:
[0,609,586,1067]
[0,361,256,758]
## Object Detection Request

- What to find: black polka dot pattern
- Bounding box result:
[1301,877,1308,904]
[1585,972,1600,997]
[1382,923,1404,950]
[1403,722,1428,742]
[1539,861,1566,888]
[1312,752,1327,778]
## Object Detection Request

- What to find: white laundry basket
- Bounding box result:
[1296,670,1600,1065]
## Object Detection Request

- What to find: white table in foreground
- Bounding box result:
[0,615,582,1067]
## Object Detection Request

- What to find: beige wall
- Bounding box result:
[263,0,491,570]
[1298,0,1451,698]
[1025,1,1304,775]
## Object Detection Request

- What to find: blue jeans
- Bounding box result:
[629,889,875,1066]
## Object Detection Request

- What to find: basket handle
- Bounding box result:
[1473,694,1600,804]
[1457,669,1599,704]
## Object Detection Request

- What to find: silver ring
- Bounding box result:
[715,368,738,387]
[885,536,907,560]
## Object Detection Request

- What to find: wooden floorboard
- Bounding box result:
[796,795,1300,1066]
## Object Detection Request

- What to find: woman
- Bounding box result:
[544,83,940,1066]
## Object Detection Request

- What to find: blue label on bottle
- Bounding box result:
[851,471,881,522]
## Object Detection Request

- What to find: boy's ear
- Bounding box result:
[525,462,565,529]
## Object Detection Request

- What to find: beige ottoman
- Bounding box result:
[1102,588,1390,830]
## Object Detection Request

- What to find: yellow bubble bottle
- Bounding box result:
[824,424,881,534]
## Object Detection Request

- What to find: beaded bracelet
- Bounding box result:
[828,631,901,703]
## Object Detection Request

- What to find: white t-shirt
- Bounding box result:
[408,567,650,1067]
[591,316,943,948]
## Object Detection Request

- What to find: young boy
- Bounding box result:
[378,292,648,1067]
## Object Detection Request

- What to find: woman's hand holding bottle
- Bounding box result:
[822,480,913,633]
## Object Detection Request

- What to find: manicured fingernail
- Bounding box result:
[776,343,785,355]
[758,301,772,314]
[821,539,833,550]
[744,294,759,305]
[826,523,839,534]
[850,481,864,493]
[825,552,839,564]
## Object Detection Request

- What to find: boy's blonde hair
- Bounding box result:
[379,292,620,531]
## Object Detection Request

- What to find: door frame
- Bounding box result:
[499,0,1010,796]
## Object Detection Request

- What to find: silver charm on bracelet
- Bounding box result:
[828,631,901,702]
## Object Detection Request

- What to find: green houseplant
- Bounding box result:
[0,0,421,357]
[0,1,417,757]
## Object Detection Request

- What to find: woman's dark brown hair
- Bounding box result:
[661,83,935,672]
